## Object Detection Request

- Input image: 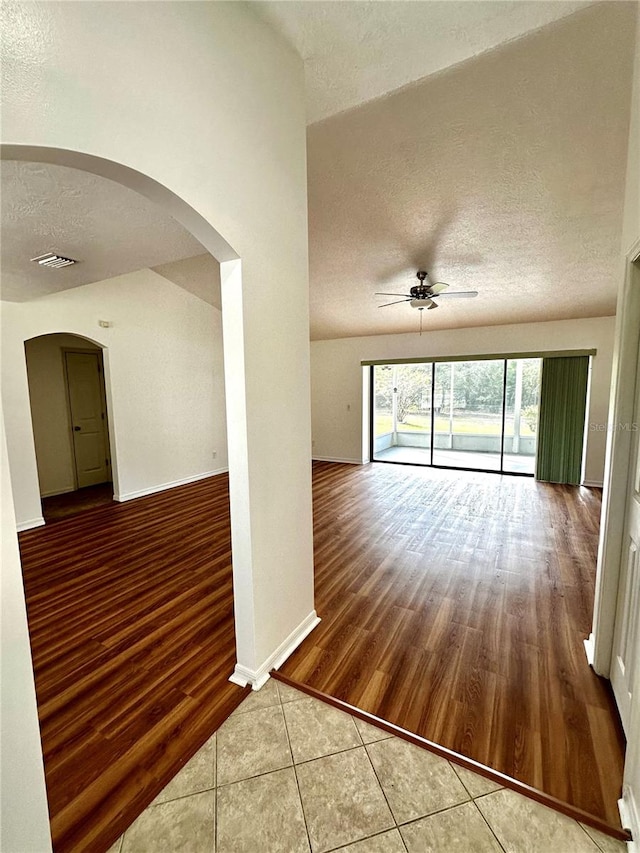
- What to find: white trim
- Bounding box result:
[591,237,640,676]
[583,634,595,667]
[619,790,638,851]
[16,516,45,532]
[312,456,363,465]
[229,609,321,690]
[113,468,228,502]
[582,480,604,488]
[229,665,271,691]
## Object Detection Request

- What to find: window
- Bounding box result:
[371,358,542,475]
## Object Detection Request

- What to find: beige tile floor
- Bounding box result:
[108,679,627,853]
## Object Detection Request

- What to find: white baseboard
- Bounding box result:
[620,789,638,851]
[17,516,45,532]
[312,456,362,465]
[113,468,228,502]
[230,609,321,691]
[583,633,595,667]
[582,480,604,488]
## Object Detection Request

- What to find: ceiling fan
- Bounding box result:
[376,270,478,311]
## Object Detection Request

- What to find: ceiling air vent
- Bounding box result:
[30,251,77,268]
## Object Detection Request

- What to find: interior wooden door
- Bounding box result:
[65,351,111,488]
[610,335,640,735]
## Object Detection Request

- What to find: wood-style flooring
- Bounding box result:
[42,482,114,523]
[281,461,625,827]
[18,475,248,853]
[19,462,625,851]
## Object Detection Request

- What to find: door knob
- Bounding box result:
[74,426,81,431]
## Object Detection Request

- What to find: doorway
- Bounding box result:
[25,333,113,521]
[371,357,542,475]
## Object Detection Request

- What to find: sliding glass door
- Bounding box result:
[503,358,541,475]
[432,360,504,471]
[372,357,542,476]
[373,363,433,465]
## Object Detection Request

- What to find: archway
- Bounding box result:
[24,332,115,523]
[0,144,253,852]
[0,142,316,698]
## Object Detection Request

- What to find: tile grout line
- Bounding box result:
[394,796,487,829]
[361,741,408,849]
[278,685,314,853]
[449,759,483,800]
[575,820,615,853]
[325,827,408,853]
[471,799,509,853]
[325,718,411,851]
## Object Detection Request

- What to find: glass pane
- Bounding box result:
[503,358,541,474]
[432,360,504,471]
[372,363,432,464]
[372,365,394,459]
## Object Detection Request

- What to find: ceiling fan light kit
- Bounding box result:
[410,298,436,309]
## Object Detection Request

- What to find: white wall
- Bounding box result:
[2,269,227,526]
[0,409,52,853]
[311,316,615,485]
[25,334,101,498]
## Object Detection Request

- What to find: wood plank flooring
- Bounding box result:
[18,475,248,853]
[281,461,626,827]
[19,462,625,850]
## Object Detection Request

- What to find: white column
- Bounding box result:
[221,260,318,689]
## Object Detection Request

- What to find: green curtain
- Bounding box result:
[536,356,589,484]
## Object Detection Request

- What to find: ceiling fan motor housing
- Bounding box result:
[409,283,432,299]
[410,270,432,300]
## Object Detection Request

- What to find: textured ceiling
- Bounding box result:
[307,2,636,340]
[0,161,207,302]
[254,0,594,124]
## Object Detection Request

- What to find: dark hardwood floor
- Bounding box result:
[19,475,248,853]
[41,482,114,523]
[281,461,625,828]
[19,462,625,850]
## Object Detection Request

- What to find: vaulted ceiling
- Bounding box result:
[1,2,636,342]
[254,0,594,123]
[299,2,636,338]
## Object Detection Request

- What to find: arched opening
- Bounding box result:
[24,333,115,523]
[2,145,241,534]
[1,144,255,851]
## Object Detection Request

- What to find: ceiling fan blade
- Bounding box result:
[431,290,479,299]
[378,298,412,307]
[375,292,412,297]
[428,282,450,295]
[427,301,439,310]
